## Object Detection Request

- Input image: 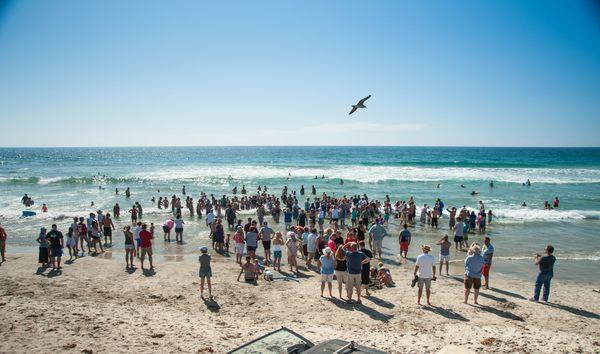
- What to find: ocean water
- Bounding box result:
[1,147,599,282]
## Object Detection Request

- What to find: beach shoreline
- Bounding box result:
[1,251,599,353]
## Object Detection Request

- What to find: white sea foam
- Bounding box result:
[492,208,600,222]
[127,165,600,184]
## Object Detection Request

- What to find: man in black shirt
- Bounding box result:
[47,224,64,270]
[531,245,556,302]
[359,241,373,297]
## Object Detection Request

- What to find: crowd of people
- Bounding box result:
[5,183,558,307]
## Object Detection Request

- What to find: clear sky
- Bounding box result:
[0,0,599,147]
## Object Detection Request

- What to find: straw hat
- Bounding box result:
[421,244,431,252]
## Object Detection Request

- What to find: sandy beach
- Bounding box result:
[1,214,599,354]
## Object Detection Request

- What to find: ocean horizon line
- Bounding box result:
[1,145,599,149]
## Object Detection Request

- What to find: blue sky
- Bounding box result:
[0,0,599,147]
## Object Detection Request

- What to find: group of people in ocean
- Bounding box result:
[9,181,558,306]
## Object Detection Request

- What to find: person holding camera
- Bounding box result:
[530,245,556,302]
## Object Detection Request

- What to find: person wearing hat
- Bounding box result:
[319,247,335,298]
[414,244,436,306]
[198,246,212,299]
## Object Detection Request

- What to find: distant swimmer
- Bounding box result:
[471,190,479,195]
[526,179,531,186]
[182,186,186,195]
[340,179,344,185]
[460,184,466,188]
[522,202,527,207]
[553,197,559,208]
[115,188,119,195]
[321,175,325,179]
[436,184,442,189]
[125,187,131,198]
[348,95,371,115]
[91,201,94,207]
[314,176,318,180]
[489,180,494,188]
[544,201,553,210]
[42,203,48,213]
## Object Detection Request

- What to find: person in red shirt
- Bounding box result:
[139,223,154,270]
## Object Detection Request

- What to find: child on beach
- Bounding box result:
[123,225,135,269]
[272,231,284,272]
[253,259,263,280]
[198,246,212,299]
[233,226,245,264]
[65,226,77,260]
[237,256,256,283]
[376,263,393,287]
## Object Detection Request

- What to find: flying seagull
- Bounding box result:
[348,95,371,115]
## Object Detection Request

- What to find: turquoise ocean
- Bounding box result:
[1,147,599,282]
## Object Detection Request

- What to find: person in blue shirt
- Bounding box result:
[283,208,293,230]
[344,242,371,304]
[319,247,335,298]
[464,243,485,304]
[531,245,556,302]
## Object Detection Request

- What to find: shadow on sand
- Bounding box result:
[541,302,599,320]
[422,305,469,322]
[329,297,394,322]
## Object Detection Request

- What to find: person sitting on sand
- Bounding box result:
[464,243,485,304]
[376,262,393,287]
[237,256,256,283]
[198,246,212,299]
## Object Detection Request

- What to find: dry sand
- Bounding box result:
[0,228,599,353]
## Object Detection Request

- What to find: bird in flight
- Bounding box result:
[348,95,371,115]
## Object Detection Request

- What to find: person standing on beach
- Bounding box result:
[285,232,299,274]
[37,227,49,266]
[139,223,154,270]
[102,213,115,247]
[399,224,411,259]
[414,245,436,306]
[319,247,335,297]
[359,241,373,297]
[259,221,274,265]
[0,223,7,262]
[198,246,212,299]
[123,225,135,268]
[77,217,90,256]
[531,245,556,302]
[47,224,64,270]
[233,226,245,264]
[453,217,464,250]
[272,232,284,272]
[464,243,485,304]
[134,221,142,258]
[436,235,451,276]
[174,214,185,243]
[344,242,370,304]
[482,237,494,289]
[368,221,388,259]
[245,224,258,259]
